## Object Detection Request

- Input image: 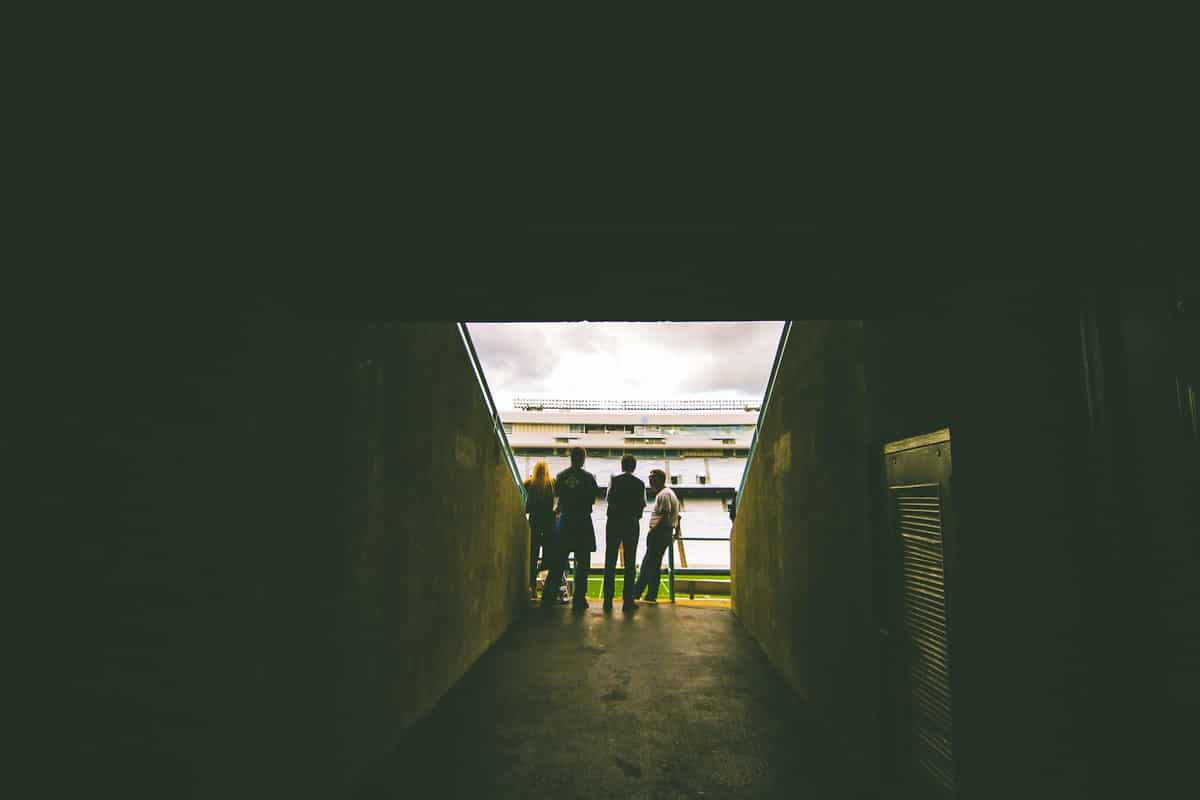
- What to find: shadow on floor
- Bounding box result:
[353,604,876,799]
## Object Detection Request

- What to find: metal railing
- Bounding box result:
[457,323,526,503]
[666,516,731,602]
[551,521,732,604]
[733,321,793,513]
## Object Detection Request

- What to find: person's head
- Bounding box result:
[620,454,637,473]
[528,460,552,492]
[649,469,666,490]
[570,446,586,467]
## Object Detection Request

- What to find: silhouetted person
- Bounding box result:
[602,454,646,612]
[541,446,599,611]
[632,468,680,604]
[524,460,556,600]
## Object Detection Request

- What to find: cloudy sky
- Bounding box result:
[467,322,786,411]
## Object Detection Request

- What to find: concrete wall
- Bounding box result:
[334,321,530,788]
[731,288,1135,798]
[1101,285,1200,793]
[863,290,1101,799]
[33,310,528,796]
[731,321,879,793]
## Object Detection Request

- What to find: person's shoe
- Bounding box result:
[602,598,614,611]
[622,601,637,612]
[572,600,589,612]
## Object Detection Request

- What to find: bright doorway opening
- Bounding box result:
[467,321,786,604]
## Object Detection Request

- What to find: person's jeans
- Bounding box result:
[540,524,592,607]
[603,518,640,602]
[529,522,549,592]
[633,523,673,601]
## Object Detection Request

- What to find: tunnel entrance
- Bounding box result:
[465,321,786,605]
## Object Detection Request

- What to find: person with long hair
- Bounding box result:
[524,461,555,600]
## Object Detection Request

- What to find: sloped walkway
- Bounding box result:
[354,604,845,799]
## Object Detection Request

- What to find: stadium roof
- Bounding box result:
[513,398,761,412]
[501,409,758,425]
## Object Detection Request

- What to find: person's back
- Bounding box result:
[524,461,556,599]
[524,478,555,526]
[602,455,646,611]
[541,447,599,611]
[648,483,680,532]
[607,472,646,520]
[555,465,598,516]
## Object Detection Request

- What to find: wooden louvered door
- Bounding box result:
[884,429,957,798]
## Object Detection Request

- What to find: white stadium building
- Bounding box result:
[501,399,759,569]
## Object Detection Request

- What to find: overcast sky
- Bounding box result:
[466,322,786,411]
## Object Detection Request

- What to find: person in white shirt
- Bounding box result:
[632,468,680,604]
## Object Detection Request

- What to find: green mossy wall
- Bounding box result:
[35,312,527,796]
[730,321,879,794]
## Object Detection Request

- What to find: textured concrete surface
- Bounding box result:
[31,313,530,796]
[354,604,849,799]
[336,321,531,787]
[729,294,1194,798]
[860,299,1105,798]
[730,320,879,793]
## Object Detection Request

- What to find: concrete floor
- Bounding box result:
[354,604,850,799]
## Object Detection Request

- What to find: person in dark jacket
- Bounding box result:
[541,446,599,611]
[524,460,556,599]
[602,455,646,611]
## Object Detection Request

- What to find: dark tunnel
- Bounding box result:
[18,235,1198,798]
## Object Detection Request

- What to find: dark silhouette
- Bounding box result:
[523,460,555,599]
[602,454,646,611]
[540,446,599,611]
[632,469,680,604]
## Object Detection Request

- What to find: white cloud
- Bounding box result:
[466,322,785,410]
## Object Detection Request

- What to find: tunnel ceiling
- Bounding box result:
[272,219,1173,323]
[83,211,1181,328]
